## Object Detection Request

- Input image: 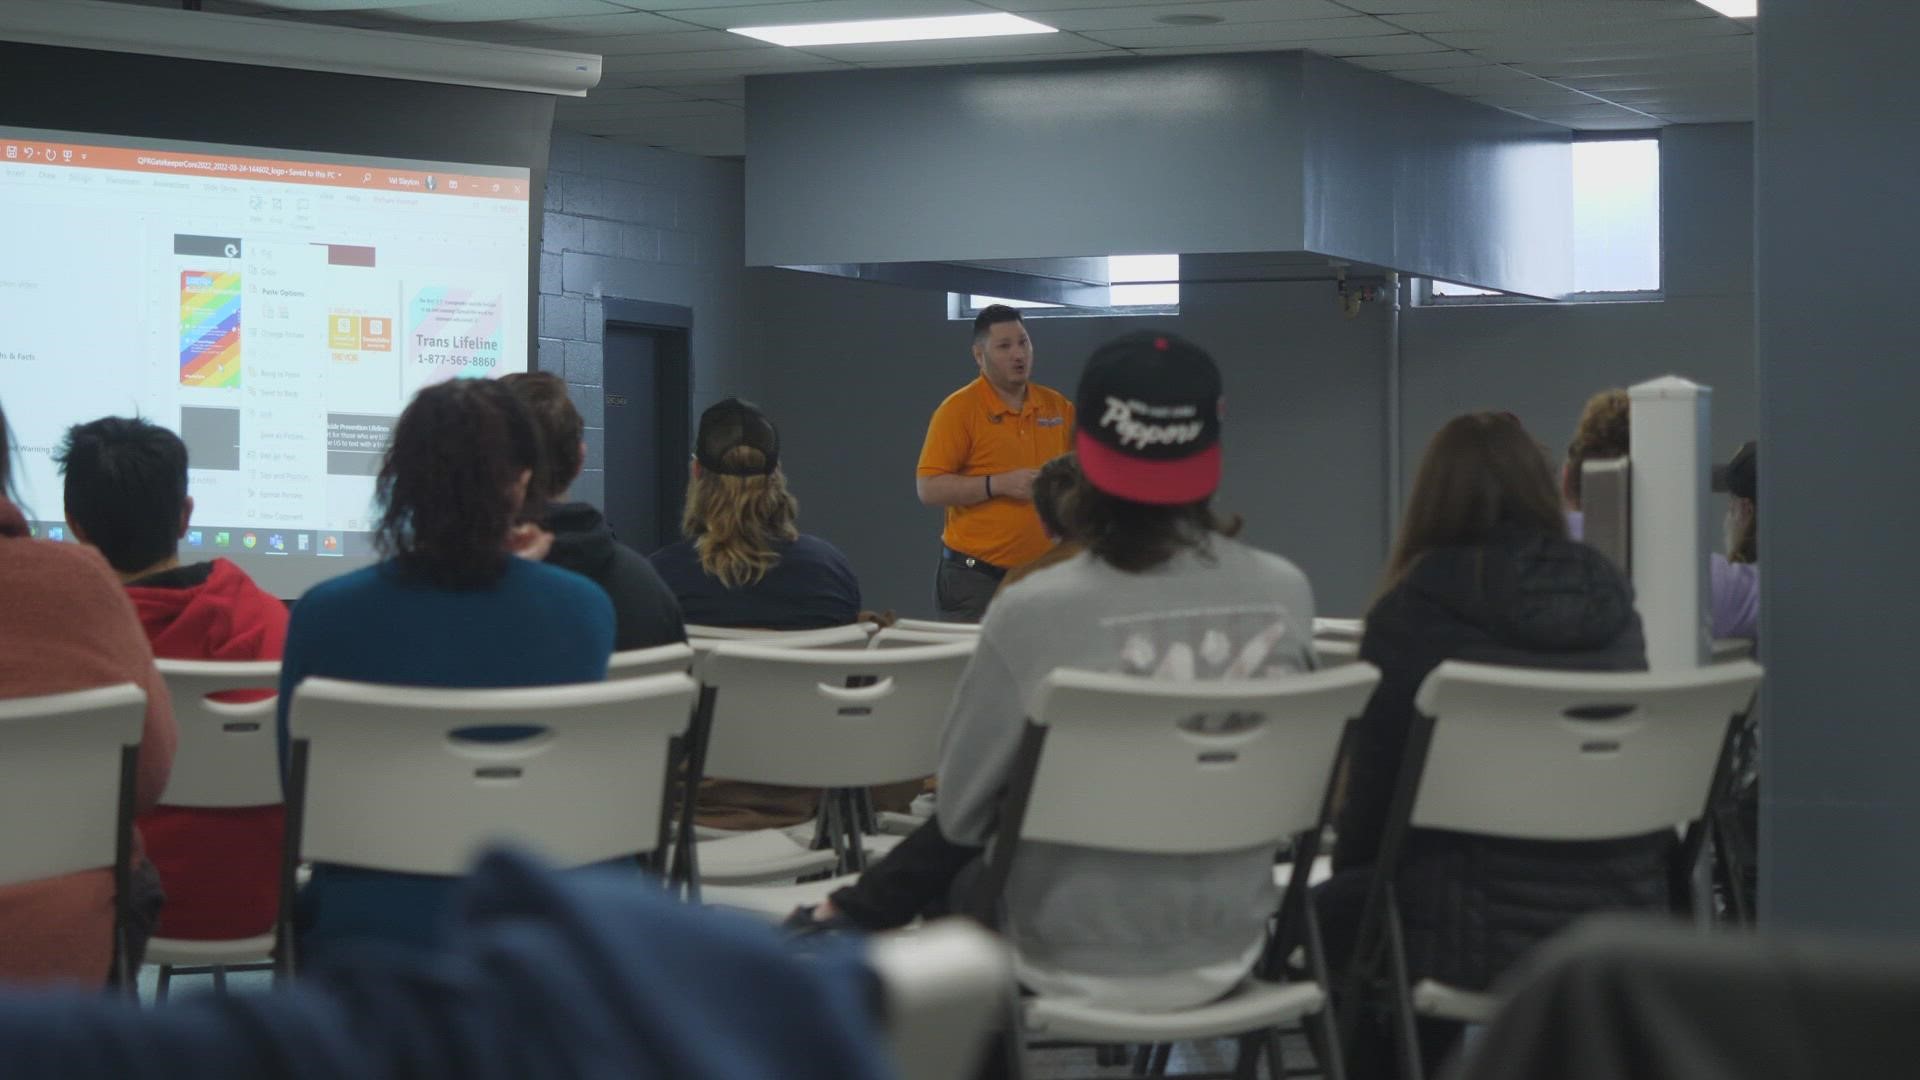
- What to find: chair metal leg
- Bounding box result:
[1149,1043,1173,1075]
[1382,894,1424,1080]
[840,789,869,874]
[1302,893,1349,1080]
[212,965,228,994]
[155,964,173,1002]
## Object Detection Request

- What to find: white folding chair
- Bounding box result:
[871,627,981,649]
[891,618,981,635]
[869,919,1018,1080]
[146,659,283,997]
[686,623,876,647]
[606,642,695,681]
[1314,638,1361,668]
[678,640,974,905]
[281,672,699,976]
[1341,659,1765,1080]
[971,664,1381,1080]
[0,683,147,992]
[1313,617,1364,642]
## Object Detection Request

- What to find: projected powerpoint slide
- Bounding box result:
[0,125,530,566]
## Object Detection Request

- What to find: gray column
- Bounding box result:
[1757,1,1920,930]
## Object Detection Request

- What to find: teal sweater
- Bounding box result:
[276,558,614,963]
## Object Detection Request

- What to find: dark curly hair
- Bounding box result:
[374,378,545,589]
[1056,484,1241,573]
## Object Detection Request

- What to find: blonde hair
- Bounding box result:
[682,445,800,588]
[1564,389,1630,509]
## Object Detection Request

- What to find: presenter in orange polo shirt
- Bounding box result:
[916,305,1075,621]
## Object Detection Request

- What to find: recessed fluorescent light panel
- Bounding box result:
[1696,0,1757,17]
[730,13,1057,48]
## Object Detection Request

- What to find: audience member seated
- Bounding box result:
[1560,388,1758,641]
[651,398,860,631]
[500,372,687,651]
[56,417,289,946]
[802,331,1318,1014]
[275,378,614,963]
[0,849,893,1080]
[0,401,177,986]
[650,398,861,831]
[1560,387,1629,540]
[992,452,1083,595]
[1713,440,1759,641]
[1318,411,1660,1079]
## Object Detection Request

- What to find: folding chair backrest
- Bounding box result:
[1314,638,1360,668]
[696,641,974,788]
[892,619,981,635]
[606,642,695,681]
[687,623,875,647]
[289,673,697,874]
[155,659,282,809]
[871,627,981,649]
[1411,659,1764,841]
[869,920,1016,1080]
[0,683,145,885]
[1019,665,1380,855]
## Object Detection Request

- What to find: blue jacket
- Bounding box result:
[0,850,894,1080]
[276,559,615,962]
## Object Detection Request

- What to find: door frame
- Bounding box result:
[600,299,693,552]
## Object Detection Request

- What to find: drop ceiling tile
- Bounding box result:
[556,100,743,123]
[599,47,848,73]
[662,78,750,100]
[992,0,1246,9]
[1129,34,1440,59]
[1387,6,1736,34]
[1305,35,1454,57]
[1345,50,1488,72]
[534,30,771,56]
[665,0,1002,31]
[1037,0,1355,32]
[1084,15,1398,48]
[804,34,1118,62]
[573,86,698,104]
[1327,0,1486,11]
[379,0,631,23]
[610,59,852,85]
[416,11,709,41]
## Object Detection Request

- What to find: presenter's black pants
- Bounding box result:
[935,558,999,623]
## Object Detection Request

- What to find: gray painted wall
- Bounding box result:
[538,130,751,514]
[746,54,1310,267]
[746,53,1570,297]
[1301,54,1572,299]
[1400,124,1757,498]
[734,122,1753,622]
[1756,3,1920,931]
[743,271,1388,619]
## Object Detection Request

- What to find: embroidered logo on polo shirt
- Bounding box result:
[1037,415,1065,427]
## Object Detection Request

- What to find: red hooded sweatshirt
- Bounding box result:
[127,558,289,940]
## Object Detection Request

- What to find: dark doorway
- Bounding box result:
[601,300,691,554]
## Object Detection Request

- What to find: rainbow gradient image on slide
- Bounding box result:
[180,270,241,388]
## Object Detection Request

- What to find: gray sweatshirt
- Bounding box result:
[936,537,1317,979]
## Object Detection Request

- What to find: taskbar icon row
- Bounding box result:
[27,522,370,558]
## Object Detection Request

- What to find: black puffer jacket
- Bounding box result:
[544,501,687,652]
[1334,529,1667,991]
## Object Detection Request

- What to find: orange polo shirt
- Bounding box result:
[917,376,1075,568]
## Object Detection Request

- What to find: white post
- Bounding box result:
[1628,376,1712,671]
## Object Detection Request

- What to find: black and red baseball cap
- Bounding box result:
[1074,330,1222,505]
